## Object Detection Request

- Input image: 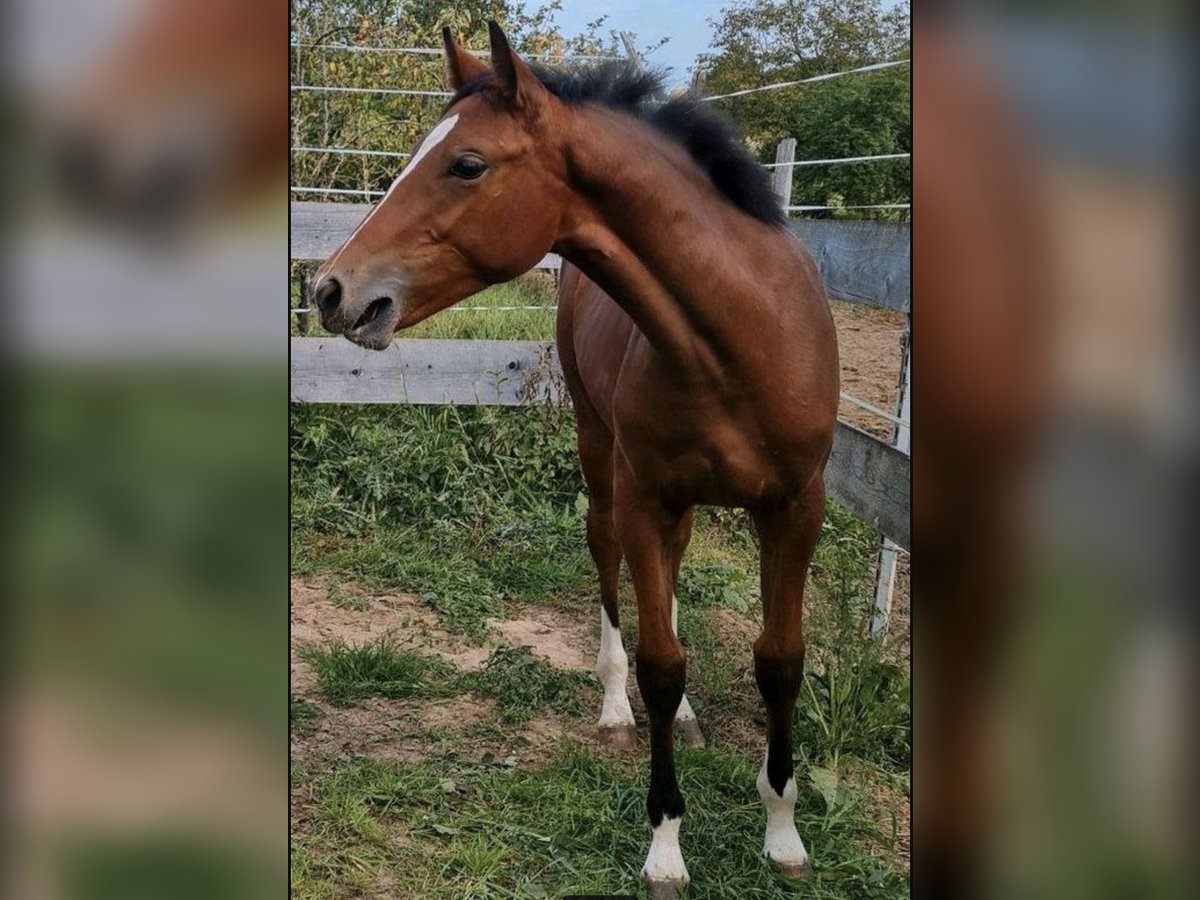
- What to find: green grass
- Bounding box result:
[292,747,907,899]
[300,639,460,707]
[325,579,369,612]
[299,639,592,726]
[291,698,325,738]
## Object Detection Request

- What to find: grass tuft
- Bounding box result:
[300,639,460,707]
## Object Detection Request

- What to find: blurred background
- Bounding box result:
[7,0,287,897]
[913,2,1195,897]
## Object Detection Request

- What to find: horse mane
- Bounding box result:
[451,62,787,228]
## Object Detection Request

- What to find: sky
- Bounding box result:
[555,0,730,88]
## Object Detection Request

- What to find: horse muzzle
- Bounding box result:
[313,277,404,350]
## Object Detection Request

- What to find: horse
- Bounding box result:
[310,22,839,897]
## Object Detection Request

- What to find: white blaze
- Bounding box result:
[642,816,690,884]
[596,608,635,728]
[757,756,809,867]
[325,113,461,271]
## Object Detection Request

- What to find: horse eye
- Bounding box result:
[449,156,487,180]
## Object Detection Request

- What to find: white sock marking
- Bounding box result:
[325,113,460,272]
[670,594,697,724]
[596,607,635,728]
[757,757,809,866]
[641,816,690,884]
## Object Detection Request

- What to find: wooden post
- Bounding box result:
[869,320,911,637]
[619,32,643,70]
[772,138,796,211]
[296,271,313,336]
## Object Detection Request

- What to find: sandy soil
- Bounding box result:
[830,300,908,441]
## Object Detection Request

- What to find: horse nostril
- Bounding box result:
[315,278,343,319]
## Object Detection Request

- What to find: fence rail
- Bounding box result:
[290,337,910,549]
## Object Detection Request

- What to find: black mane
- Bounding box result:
[451,62,786,228]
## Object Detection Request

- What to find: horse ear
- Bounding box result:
[486,20,546,110]
[442,27,488,92]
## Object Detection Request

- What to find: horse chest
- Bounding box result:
[611,390,789,506]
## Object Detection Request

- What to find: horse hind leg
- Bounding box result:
[669,508,705,749]
[751,483,825,878]
[580,429,637,749]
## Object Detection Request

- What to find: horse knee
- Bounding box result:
[636,639,686,720]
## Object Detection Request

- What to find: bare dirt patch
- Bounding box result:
[487,605,594,672]
[290,576,490,693]
[291,579,604,768]
[293,694,498,765]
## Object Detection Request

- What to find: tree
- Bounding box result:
[290,1,619,200]
[697,0,910,218]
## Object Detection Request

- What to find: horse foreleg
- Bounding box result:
[751,481,825,878]
[618,474,691,898]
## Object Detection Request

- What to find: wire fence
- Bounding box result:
[699,58,909,101]
[290,40,910,430]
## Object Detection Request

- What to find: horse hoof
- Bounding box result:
[675,718,706,749]
[773,858,813,879]
[598,723,637,749]
[644,877,687,900]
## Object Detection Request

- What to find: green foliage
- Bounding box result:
[290,402,581,535]
[294,747,908,899]
[677,558,753,612]
[291,1,619,200]
[699,0,910,218]
[464,646,590,724]
[800,653,910,770]
[301,638,460,706]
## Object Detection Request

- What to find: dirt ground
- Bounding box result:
[291,576,609,770]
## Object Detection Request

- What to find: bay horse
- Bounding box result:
[311,22,838,896]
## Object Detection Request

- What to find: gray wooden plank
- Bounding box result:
[290,338,565,406]
[291,202,561,270]
[290,337,910,546]
[825,421,911,550]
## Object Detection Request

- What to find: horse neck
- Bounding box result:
[553,107,795,371]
